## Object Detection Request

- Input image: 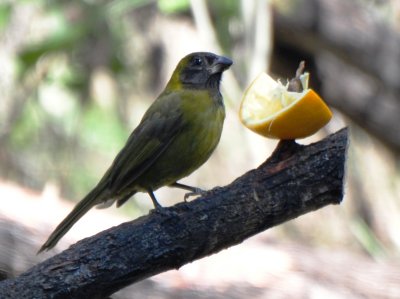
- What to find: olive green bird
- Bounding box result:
[38,52,232,253]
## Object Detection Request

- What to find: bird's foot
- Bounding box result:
[184,187,207,202]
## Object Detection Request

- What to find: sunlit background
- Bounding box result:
[1,0,400,298]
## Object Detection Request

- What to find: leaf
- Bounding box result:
[158,0,190,14]
[0,3,12,33]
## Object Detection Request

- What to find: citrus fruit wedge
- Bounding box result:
[239,72,333,139]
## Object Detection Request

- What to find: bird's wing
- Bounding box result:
[103,95,185,194]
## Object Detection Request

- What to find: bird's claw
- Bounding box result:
[184,188,206,201]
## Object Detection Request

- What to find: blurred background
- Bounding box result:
[1,0,400,298]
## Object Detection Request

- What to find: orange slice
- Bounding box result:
[239,72,333,139]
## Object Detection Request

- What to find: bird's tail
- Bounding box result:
[38,185,106,253]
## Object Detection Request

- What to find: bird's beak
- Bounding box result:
[210,55,233,74]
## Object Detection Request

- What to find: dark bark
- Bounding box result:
[0,128,348,299]
[271,0,400,153]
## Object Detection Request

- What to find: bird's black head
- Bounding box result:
[167,52,232,90]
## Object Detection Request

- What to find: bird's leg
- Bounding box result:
[147,189,163,210]
[170,182,203,192]
[147,189,179,216]
[170,182,206,201]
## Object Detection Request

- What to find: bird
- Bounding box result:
[38,52,232,252]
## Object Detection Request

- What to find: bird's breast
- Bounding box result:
[134,90,225,190]
[180,90,225,156]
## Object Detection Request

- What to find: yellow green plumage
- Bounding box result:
[39,52,232,252]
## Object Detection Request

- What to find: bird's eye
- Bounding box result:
[192,57,203,66]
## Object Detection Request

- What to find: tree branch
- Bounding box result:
[0,128,348,299]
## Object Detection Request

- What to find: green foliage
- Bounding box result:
[80,104,129,152]
[18,21,88,75]
[9,100,44,149]
[107,0,152,17]
[1,0,240,203]
[0,0,241,204]
[0,3,12,33]
[351,217,387,259]
[208,0,240,52]
[17,2,127,94]
[158,0,190,14]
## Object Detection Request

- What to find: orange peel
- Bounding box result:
[239,72,333,139]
